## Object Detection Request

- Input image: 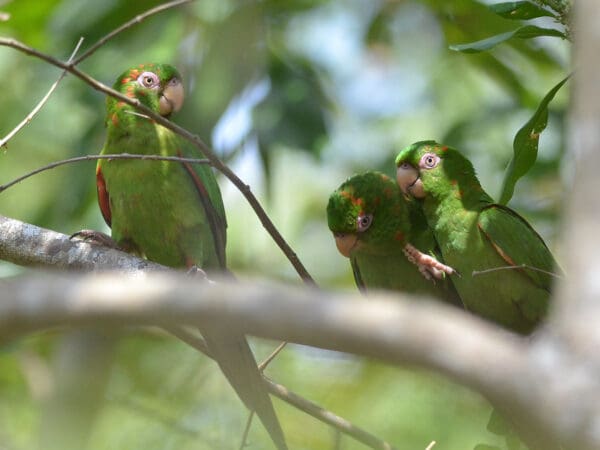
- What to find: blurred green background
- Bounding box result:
[0,0,568,449]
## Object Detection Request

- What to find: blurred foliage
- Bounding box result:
[0,0,569,449]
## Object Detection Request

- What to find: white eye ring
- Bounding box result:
[137,72,160,89]
[420,153,440,169]
[357,214,373,232]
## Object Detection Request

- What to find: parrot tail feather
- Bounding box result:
[203,330,288,450]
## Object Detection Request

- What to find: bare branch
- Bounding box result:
[554,0,600,341]
[0,271,557,442]
[0,214,167,273]
[239,412,254,450]
[167,326,398,450]
[0,154,210,194]
[72,0,193,65]
[0,272,523,435]
[0,216,397,449]
[259,342,288,371]
[3,216,600,449]
[4,264,594,449]
[265,377,398,450]
[0,37,84,149]
[0,37,316,285]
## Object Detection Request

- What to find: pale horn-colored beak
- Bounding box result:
[396,163,425,198]
[159,78,184,117]
[334,233,358,258]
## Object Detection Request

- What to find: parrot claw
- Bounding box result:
[403,243,457,281]
[70,229,120,249]
[186,265,216,284]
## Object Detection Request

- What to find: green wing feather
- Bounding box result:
[177,142,227,268]
[478,204,559,291]
[350,257,367,293]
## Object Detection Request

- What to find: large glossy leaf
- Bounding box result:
[449,25,566,53]
[498,76,569,205]
[489,1,556,20]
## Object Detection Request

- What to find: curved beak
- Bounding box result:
[396,163,425,198]
[333,233,358,258]
[159,78,184,117]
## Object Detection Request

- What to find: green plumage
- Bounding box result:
[327,171,461,305]
[99,64,226,268]
[395,140,559,334]
[97,63,287,449]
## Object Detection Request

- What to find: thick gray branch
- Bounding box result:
[0,215,166,273]
[0,270,560,448]
[554,0,600,343]
[2,215,600,449]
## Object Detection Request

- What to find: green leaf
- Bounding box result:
[489,1,556,20]
[449,25,566,53]
[498,76,570,205]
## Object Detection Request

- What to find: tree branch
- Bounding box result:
[72,0,194,65]
[5,214,600,449]
[0,214,166,273]
[0,215,398,449]
[168,326,399,450]
[0,154,210,194]
[0,38,84,149]
[0,271,549,438]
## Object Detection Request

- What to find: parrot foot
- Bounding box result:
[186,265,216,284]
[403,243,458,280]
[70,229,120,249]
[186,265,208,278]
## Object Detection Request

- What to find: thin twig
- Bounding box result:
[0,37,84,149]
[333,429,342,450]
[265,377,398,450]
[0,153,210,194]
[0,37,316,286]
[239,411,254,450]
[472,264,563,279]
[259,341,288,372]
[72,0,193,65]
[425,441,436,450]
[164,326,398,450]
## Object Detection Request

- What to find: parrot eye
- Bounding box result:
[419,153,440,170]
[357,214,373,232]
[137,72,160,89]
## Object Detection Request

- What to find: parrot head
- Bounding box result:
[395,140,478,201]
[327,172,407,258]
[107,63,184,122]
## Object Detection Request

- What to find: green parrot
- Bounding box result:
[395,140,560,334]
[93,63,287,449]
[327,171,461,306]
